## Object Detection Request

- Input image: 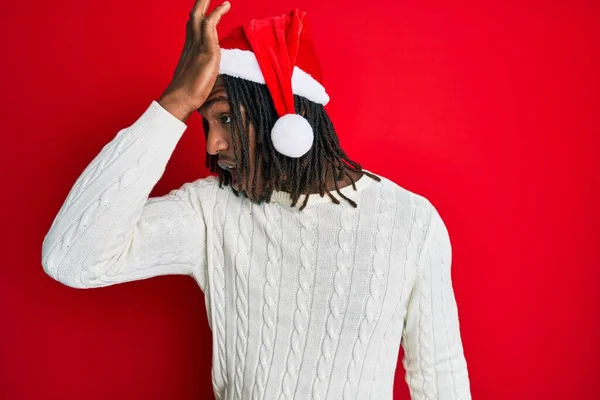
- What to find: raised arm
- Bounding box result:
[41,101,208,289]
[401,198,472,399]
[41,0,232,290]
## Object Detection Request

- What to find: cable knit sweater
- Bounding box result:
[41,100,471,400]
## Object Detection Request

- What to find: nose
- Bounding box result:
[206,128,230,155]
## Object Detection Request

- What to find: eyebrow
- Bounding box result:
[199,95,229,113]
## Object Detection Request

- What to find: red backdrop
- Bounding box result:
[1,0,598,399]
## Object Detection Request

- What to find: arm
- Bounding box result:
[40,0,234,290]
[41,100,207,289]
[401,199,471,399]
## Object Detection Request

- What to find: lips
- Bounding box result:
[218,160,239,187]
[217,161,237,170]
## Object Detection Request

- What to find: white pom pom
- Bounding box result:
[270,114,314,158]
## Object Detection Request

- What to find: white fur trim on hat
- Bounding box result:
[271,113,314,158]
[220,48,330,105]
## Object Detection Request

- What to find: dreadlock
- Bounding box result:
[204,75,381,211]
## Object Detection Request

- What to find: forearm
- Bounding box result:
[41,100,188,288]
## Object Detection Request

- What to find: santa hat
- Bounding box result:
[218,8,329,158]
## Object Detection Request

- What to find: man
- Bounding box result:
[41,1,471,399]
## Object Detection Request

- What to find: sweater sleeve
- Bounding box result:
[401,199,471,399]
[41,100,208,290]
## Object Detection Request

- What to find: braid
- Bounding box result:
[205,75,381,211]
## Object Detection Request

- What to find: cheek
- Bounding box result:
[249,125,257,152]
[247,127,259,170]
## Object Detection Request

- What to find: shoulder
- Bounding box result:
[365,169,447,238]
[168,174,220,203]
[365,170,435,210]
[187,174,220,190]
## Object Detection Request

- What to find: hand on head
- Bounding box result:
[158,0,232,121]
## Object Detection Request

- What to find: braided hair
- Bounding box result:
[204,75,381,211]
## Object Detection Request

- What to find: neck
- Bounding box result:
[279,165,363,195]
[269,167,374,208]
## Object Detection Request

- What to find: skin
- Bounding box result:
[197,76,260,194]
[156,0,362,201]
[158,0,231,121]
[198,76,364,200]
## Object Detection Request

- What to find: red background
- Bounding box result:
[1,0,599,399]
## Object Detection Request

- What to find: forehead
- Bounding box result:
[198,76,230,115]
[210,76,227,95]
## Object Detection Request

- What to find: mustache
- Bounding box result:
[217,156,237,166]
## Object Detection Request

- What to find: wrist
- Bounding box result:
[158,92,195,122]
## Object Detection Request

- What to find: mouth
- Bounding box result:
[217,161,239,187]
[217,159,236,170]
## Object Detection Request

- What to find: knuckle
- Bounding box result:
[198,42,209,53]
[199,45,216,57]
[189,10,206,20]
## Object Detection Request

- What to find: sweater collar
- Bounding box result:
[269,169,376,208]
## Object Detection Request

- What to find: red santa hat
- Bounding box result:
[218,8,329,158]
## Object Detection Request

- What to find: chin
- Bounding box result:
[234,186,265,204]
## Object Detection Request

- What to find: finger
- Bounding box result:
[173,20,194,76]
[183,18,193,48]
[189,0,211,43]
[207,1,230,25]
[202,1,231,46]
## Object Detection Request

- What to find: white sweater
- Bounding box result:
[41,100,471,400]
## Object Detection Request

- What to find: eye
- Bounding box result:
[220,115,231,125]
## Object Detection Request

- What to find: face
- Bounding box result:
[198,76,264,198]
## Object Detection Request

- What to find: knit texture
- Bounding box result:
[41,100,472,400]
